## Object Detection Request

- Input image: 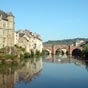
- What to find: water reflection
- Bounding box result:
[0,58,43,88]
[43,54,88,71]
[0,55,88,88]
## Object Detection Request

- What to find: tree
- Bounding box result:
[23,52,30,58]
[36,50,40,56]
[82,44,88,59]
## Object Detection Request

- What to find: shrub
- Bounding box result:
[36,50,40,56]
[5,54,15,60]
[24,52,30,58]
[82,44,88,59]
[31,50,35,58]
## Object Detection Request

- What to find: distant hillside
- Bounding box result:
[43,38,88,46]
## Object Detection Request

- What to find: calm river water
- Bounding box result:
[0,55,88,88]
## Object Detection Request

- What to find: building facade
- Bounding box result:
[0,10,43,53]
[15,30,43,53]
[0,10,14,48]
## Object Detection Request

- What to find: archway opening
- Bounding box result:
[72,48,82,57]
[42,50,50,55]
[55,49,64,55]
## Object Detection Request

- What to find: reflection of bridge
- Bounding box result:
[43,45,83,55]
[43,55,85,66]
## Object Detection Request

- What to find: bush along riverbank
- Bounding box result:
[82,44,88,60]
[0,46,43,64]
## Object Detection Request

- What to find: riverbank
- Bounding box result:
[0,46,43,64]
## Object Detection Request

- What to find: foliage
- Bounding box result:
[0,46,43,62]
[36,50,40,56]
[4,54,16,59]
[21,47,25,52]
[40,51,43,56]
[0,47,5,53]
[23,52,30,58]
[0,54,4,59]
[82,44,88,59]
[83,44,88,51]
[14,45,25,52]
[20,54,24,59]
[44,38,88,46]
[31,50,35,58]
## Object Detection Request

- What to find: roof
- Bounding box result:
[0,10,13,20]
[0,10,8,20]
[19,33,25,37]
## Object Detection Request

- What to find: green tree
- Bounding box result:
[82,44,88,59]
[5,54,15,60]
[31,50,35,58]
[36,50,40,56]
[24,52,30,58]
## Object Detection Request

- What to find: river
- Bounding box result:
[0,55,88,88]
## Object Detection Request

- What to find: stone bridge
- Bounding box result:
[43,45,83,55]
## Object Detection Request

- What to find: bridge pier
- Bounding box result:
[68,45,71,55]
[52,45,55,55]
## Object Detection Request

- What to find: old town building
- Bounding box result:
[0,10,43,53]
[15,30,43,53]
[0,10,14,48]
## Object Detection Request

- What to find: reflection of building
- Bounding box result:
[0,10,14,48]
[14,58,42,83]
[15,30,43,53]
[0,58,42,87]
[0,67,14,88]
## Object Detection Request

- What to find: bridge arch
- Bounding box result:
[61,49,68,54]
[55,48,68,55]
[43,49,51,55]
[55,48,64,55]
[72,48,82,57]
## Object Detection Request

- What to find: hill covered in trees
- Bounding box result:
[43,38,88,46]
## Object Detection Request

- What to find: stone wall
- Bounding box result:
[0,10,14,48]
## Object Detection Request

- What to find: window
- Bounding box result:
[3,23,6,28]
[33,43,36,49]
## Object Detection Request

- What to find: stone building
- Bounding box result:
[33,32,43,53]
[0,10,43,52]
[0,10,14,48]
[14,32,19,45]
[15,30,43,53]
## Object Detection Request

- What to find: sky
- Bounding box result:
[0,0,88,42]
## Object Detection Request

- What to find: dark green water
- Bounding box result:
[0,55,88,88]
